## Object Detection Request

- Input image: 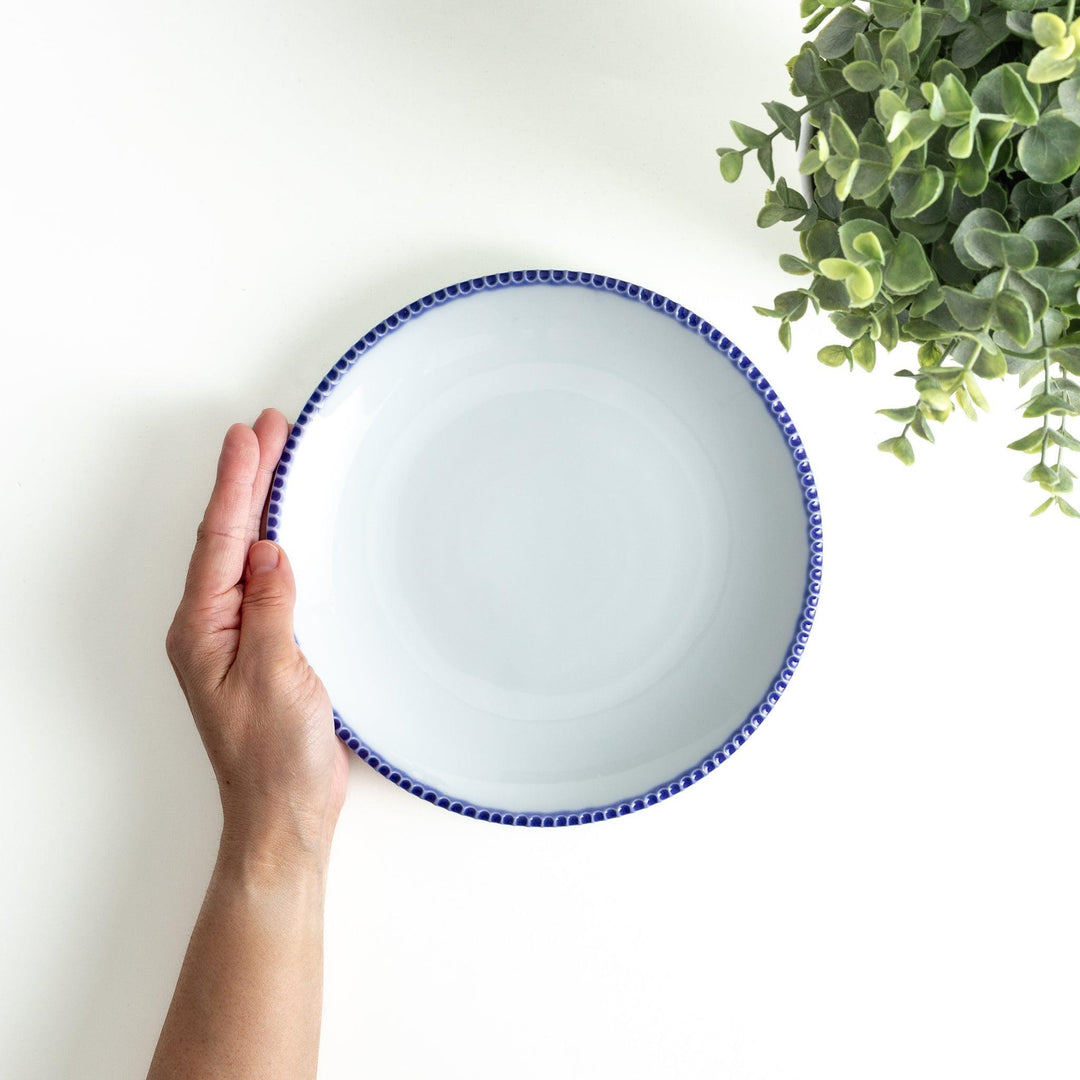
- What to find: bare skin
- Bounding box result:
[148,409,350,1080]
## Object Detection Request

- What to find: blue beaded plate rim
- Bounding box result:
[266,268,823,827]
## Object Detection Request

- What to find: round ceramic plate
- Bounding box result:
[268,270,821,826]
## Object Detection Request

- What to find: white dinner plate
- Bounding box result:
[268,270,821,825]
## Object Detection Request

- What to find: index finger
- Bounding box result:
[182,423,261,610]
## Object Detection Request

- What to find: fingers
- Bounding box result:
[182,423,262,610]
[247,409,290,544]
[237,540,298,671]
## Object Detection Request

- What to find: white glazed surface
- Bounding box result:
[12,4,1080,1078]
[276,282,809,814]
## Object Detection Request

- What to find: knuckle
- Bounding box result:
[165,620,187,663]
[243,586,292,613]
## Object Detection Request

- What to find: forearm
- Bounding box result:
[147,831,330,1080]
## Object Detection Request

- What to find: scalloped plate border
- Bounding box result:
[266,269,823,826]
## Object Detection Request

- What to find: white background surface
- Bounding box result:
[2,2,1077,1077]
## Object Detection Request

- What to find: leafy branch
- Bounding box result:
[718,0,1080,517]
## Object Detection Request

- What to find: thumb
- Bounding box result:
[238,540,297,669]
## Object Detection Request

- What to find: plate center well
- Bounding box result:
[365,362,729,721]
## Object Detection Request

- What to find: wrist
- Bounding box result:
[218,810,335,884]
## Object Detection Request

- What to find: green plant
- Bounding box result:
[717,0,1080,517]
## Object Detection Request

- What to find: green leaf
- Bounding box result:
[731,121,768,149]
[815,7,868,59]
[758,185,808,226]
[877,406,917,422]
[843,60,885,92]
[764,101,801,142]
[897,1,922,51]
[1030,496,1055,516]
[779,320,792,351]
[1026,48,1078,85]
[891,167,945,218]
[846,263,880,305]
[884,231,934,294]
[831,311,874,339]
[773,290,809,319]
[1032,12,1068,49]
[791,45,825,97]
[1022,267,1078,307]
[948,122,976,159]
[758,203,796,227]
[955,153,989,197]
[881,29,913,83]
[818,343,852,367]
[803,220,841,262]
[1023,392,1073,416]
[1025,462,1057,486]
[1048,426,1080,451]
[1001,65,1039,125]
[1006,11,1035,39]
[964,228,1039,271]
[1012,180,1068,219]
[818,257,857,281]
[964,370,989,411]
[918,341,943,367]
[719,150,743,182]
[926,73,973,124]
[1053,345,1080,374]
[853,231,886,263]
[879,435,915,464]
[950,10,1009,68]
[1057,78,1080,127]
[910,281,944,317]
[757,141,775,182]
[875,88,908,128]
[852,334,877,371]
[911,409,935,442]
[828,113,860,161]
[871,0,913,26]
[972,348,1008,379]
[1056,495,1080,517]
[1019,216,1080,266]
[780,253,813,275]
[957,385,977,420]
[850,136,892,200]
[991,290,1034,346]
[920,386,952,418]
[802,6,832,33]
[1008,428,1047,452]
[1012,356,1047,386]
[1018,113,1080,184]
[834,160,860,202]
[811,274,849,311]
[839,218,895,261]
[890,109,940,153]
[942,286,993,328]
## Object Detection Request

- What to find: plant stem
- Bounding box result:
[1069,0,1077,27]
[739,89,856,159]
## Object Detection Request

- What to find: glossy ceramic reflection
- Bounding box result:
[268,271,821,825]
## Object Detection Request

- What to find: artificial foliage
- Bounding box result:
[717,0,1080,517]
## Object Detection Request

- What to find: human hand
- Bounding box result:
[166,409,350,869]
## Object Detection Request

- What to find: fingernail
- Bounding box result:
[248,541,280,574]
